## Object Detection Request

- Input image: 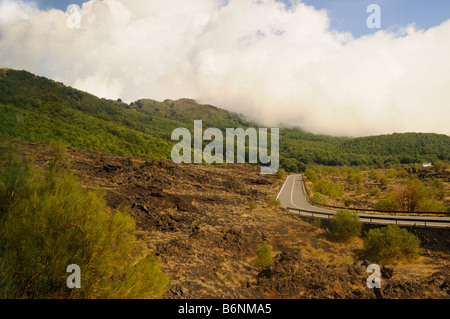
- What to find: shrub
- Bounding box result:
[431,179,446,200]
[254,242,273,269]
[305,168,318,182]
[379,177,388,187]
[329,210,361,242]
[348,171,365,184]
[373,198,400,211]
[311,193,324,204]
[355,183,367,195]
[267,196,281,208]
[313,179,344,198]
[0,148,169,299]
[364,225,422,264]
[396,169,408,178]
[369,187,380,196]
[385,169,397,179]
[433,161,449,171]
[276,169,287,180]
[369,169,380,181]
[418,199,447,213]
[249,201,257,210]
[344,199,352,207]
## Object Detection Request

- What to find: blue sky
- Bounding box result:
[24,0,450,38]
[300,0,450,37]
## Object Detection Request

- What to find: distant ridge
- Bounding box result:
[0,68,448,170]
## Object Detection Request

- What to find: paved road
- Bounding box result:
[277,175,450,228]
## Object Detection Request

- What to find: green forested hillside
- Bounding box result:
[280,130,450,170]
[0,68,449,171]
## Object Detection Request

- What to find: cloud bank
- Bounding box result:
[0,0,449,136]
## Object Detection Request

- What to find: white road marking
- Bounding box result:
[290,175,303,209]
[276,175,290,200]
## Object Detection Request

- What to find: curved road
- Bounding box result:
[277,175,450,228]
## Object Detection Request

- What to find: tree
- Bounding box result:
[254,242,273,269]
[280,158,298,172]
[0,148,169,299]
[395,179,427,212]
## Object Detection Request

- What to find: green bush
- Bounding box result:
[373,198,401,211]
[418,199,447,213]
[254,242,273,269]
[355,183,367,195]
[267,196,281,208]
[431,179,446,200]
[313,179,345,198]
[385,169,397,179]
[369,187,380,196]
[305,168,318,182]
[348,171,365,184]
[369,169,380,181]
[364,225,422,264]
[249,201,257,210]
[433,161,449,171]
[329,210,361,242]
[276,169,287,180]
[344,199,352,207]
[396,169,408,178]
[0,148,169,299]
[311,193,324,204]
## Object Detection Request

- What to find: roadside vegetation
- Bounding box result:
[303,164,449,214]
[328,210,361,242]
[322,210,422,265]
[276,169,287,180]
[267,196,281,208]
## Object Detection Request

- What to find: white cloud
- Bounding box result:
[0,0,449,136]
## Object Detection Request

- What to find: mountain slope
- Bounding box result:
[0,68,449,169]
